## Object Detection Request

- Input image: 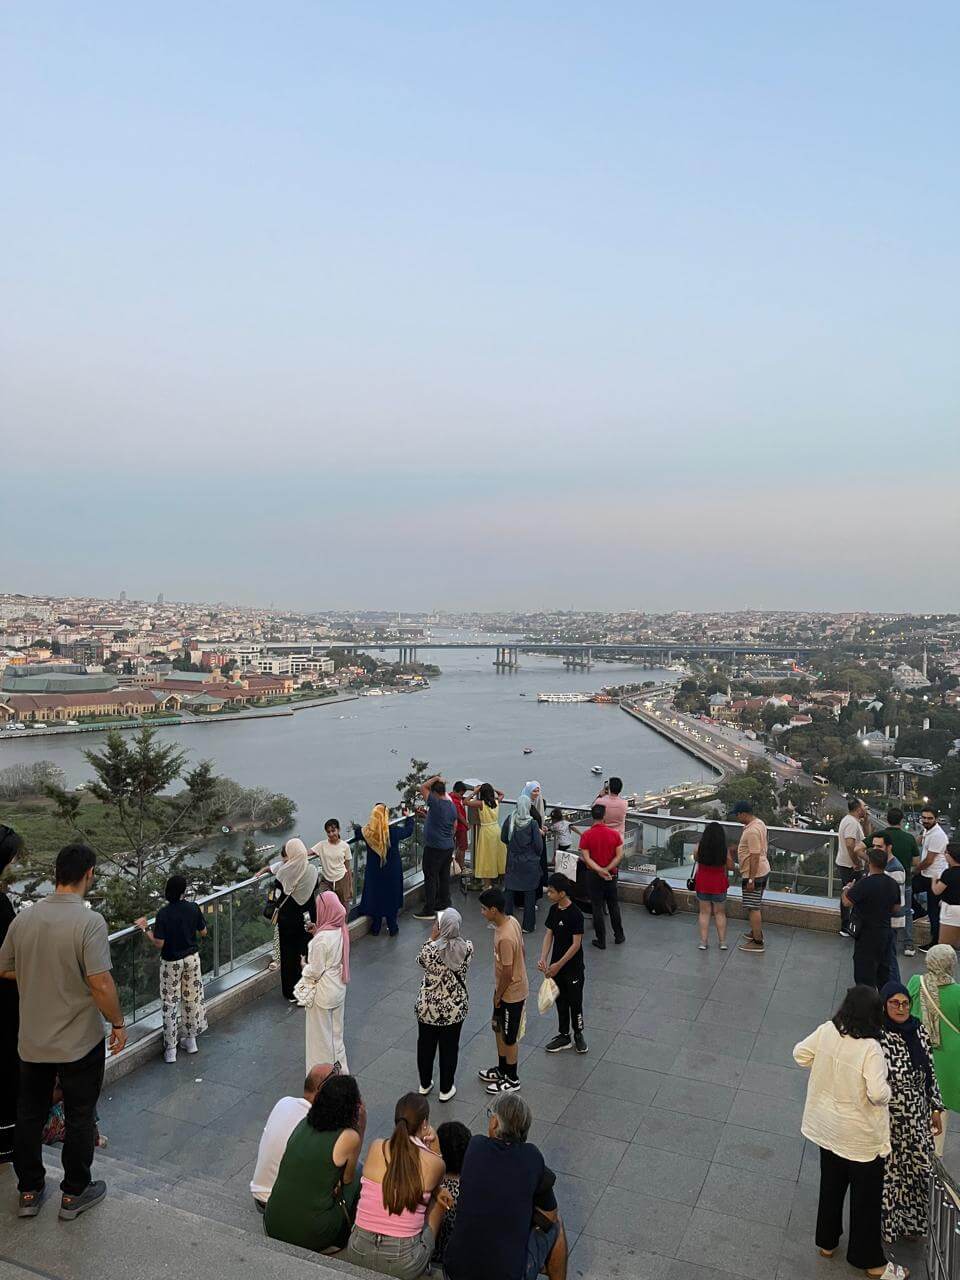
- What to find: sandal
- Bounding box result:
[866,1265,909,1279]
[817,1248,834,1258]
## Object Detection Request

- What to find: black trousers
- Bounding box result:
[1,1006,18,1163]
[852,926,892,989]
[422,846,452,915]
[912,873,940,944]
[15,1040,105,1196]
[588,871,624,947]
[416,1020,463,1094]
[279,933,309,1000]
[555,969,584,1037]
[511,890,537,933]
[838,867,860,932]
[815,1147,886,1271]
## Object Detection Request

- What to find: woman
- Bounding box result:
[256,839,320,1001]
[521,781,549,894]
[878,981,943,1244]
[345,1092,452,1278]
[692,821,734,950]
[264,1073,364,1253]
[135,874,208,1063]
[793,985,899,1279]
[908,944,960,1155]
[930,838,960,947]
[464,784,504,886]
[502,794,545,934]
[415,908,474,1103]
[312,817,354,906]
[0,824,25,1164]
[355,805,414,937]
[431,1120,471,1270]
[302,890,350,1073]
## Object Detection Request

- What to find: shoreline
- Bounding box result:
[620,695,730,780]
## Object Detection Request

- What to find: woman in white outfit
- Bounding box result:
[301,890,350,1074]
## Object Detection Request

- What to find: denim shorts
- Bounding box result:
[346,1223,435,1279]
[696,890,727,903]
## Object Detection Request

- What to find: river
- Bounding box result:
[0,634,706,842]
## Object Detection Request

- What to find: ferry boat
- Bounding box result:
[537,692,591,703]
[522,746,534,754]
[591,765,603,775]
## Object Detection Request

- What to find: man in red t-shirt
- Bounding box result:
[578,804,625,949]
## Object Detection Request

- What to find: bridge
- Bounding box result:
[324,640,821,669]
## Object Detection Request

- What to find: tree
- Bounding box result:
[396,758,430,811]
[43,727,222,922]
[0,759,66,801]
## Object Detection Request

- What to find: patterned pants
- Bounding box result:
[159,953,208,1050]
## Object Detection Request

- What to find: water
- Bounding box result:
[0,635,705,841]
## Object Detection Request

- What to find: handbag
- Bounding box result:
[293,975,318,1008]
[555,849,579,882]
[263,885,291,927]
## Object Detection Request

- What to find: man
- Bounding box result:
[0,842,126,1221]
[477,888,528,1094]
[872,832,905,984]
[443,1093,568,1280]
[578,804,625,950]
[594,776,628,844]
[450,781,470,875]
[836,797,869,938]
[537,873,587,1055]
[415,775,457,920]
[916,805,949,952]
[731,801,770,954]
[250,1063,339,1209]
[842,845,900,988]
[877,808,919,957]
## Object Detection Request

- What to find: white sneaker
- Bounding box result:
[181,1036,198,1054]
[418,1081,433,1095]
[164,1047,177,1064]
[439,1086,456,1102]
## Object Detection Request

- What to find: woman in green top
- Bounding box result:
[264,1074,365,1252]
[908,943,960,1154]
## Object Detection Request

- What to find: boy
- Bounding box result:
[842,845,900,988]
[538,873,587,1054]
[476,887,528,1094]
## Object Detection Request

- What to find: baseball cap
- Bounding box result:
[728,801,754,817]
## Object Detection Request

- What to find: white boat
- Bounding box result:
[523,747,534,754]
[591,765,603,775]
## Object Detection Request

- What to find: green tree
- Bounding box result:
[396,758,430,811]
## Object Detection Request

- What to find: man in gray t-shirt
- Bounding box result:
[0,842,126,1220]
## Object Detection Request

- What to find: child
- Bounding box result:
[547,808,572,855]
[432,1121,472,1268]
[537,872,587,1054]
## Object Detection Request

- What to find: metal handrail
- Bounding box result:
[928,1159,960,1280]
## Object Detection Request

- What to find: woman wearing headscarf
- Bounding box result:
[415,908,474,1103]
[502,795,545,934]
[521,781,549,896]
[0,824,25,1164]
[256,838,320,1001]
[908,943,960,1155]
[302,890,351,1073]
[879,980,943,1245]
[355,804,414,937]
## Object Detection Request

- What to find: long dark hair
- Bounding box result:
[307,1074,361,1134]
[382,1093,429,1215]
[478,783,496,808]
[696,822,727,868]
[0,825,24,878]
[833,985,883,1040]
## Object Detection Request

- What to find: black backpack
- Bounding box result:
[643,877,677,916]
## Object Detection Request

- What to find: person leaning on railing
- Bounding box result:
[135,874,208,1064]
[253,839,320,1001]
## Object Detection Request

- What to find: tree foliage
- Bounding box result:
[396,758,430,811]
[0,759,65,801]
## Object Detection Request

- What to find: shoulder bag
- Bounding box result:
[263,883,291,926]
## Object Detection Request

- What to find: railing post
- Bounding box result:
[212,903,220,979]
[827,838,835,900]
[228,893,234,973]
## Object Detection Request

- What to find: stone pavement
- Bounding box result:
[49,899,959,1278]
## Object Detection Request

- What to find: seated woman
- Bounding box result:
[431,1121,472,1271]
[345,1093,452,1278]
[264,1074,364,1254]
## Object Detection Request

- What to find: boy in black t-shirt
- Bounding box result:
[842,846,901,989]
[537,872,587,1054]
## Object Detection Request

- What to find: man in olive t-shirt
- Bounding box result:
[0,842,126,1220]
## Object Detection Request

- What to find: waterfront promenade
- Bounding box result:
[4,898,950,1280]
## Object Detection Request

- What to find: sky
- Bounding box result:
[3,2,958,612]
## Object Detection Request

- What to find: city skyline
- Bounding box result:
[4,3,959,608]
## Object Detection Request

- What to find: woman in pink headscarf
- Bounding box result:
[300,890,351,1074]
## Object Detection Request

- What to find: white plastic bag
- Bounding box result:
[537,976,559,1014]
[554,849,579,882]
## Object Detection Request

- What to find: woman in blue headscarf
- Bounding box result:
[878,980,943,1245]
[520,781,549,896]
[501,795,545,933]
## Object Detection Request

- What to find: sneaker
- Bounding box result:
[544,1034,572,1053]
[904,945,917,957]
[591,940,606,950]
[486,1076,521,1093]
[614,935,626,945]
[477,1066,503,1083]
[439,1086,457,1103]
[838,929,851,939]
[919,943,934,954]
[418,1081,433,1095]
[18,1187,46,1218]
[574,1033,588,1054]
[59,1180,107,1221]
[698,943,708,951]
[412,912,435,921]
[164,1047,177,1063]
[738,937,766,953]
[180,1036,198,1054]
[719,942,728,950]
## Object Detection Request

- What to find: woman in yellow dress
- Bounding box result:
[465,783,505,886]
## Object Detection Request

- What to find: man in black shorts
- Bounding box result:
[477,888,529,1094]
[538,873,587,1055]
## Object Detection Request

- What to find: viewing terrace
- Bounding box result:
[3,810,956,1280]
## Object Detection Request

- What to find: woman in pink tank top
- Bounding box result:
[346,1093,452,1278]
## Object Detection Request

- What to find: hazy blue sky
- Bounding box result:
[4,3,958,611]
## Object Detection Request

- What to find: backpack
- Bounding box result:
[643,877,677,916]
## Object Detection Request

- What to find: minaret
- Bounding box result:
[922,646,927,678]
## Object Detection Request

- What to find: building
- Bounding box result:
[891,662,931,691]
[0,690,181,723]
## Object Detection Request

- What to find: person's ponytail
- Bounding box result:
[382,1093,428,1216]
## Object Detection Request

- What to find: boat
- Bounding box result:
[519,692,526,697]
[523,747,534,754]
[591,765,603,775]
[465,724,472,730]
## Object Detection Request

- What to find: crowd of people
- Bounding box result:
[1,779,958,1280]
